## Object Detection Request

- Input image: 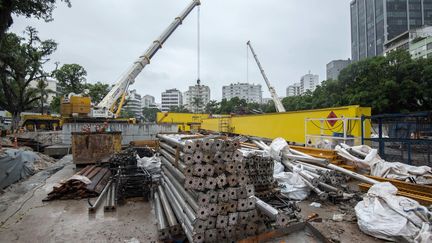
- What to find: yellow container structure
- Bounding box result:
[201,105,371,145]
[61,96,91,117]
[156,112,211,132]
[71,132,122,164]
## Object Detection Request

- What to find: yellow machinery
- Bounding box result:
[20,114,61,131]
[156,112,211,132]
[60,96,91,117]
[157,105,371,145]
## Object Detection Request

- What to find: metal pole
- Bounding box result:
[157,185,179,228]
[162,181,194,243]
[161,157,186,183]
[162,167,199,212]
[162,173,196,222]
[154,191,168,230]
[88,180,112,212]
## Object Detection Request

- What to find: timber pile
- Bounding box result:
[44,166,111,201]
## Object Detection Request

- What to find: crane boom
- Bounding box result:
[247,41,286,113]
[95,0,201,117]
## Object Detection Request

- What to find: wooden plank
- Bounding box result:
[93,171,111,194]
[87,168,109,192]
[81,166,96,177]
[86,167,102,180]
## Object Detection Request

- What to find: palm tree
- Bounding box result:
[34,80,54,114]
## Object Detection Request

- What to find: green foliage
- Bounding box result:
[52,63,87,95]
[204,98,275,115]
[0,27,57,128]
[119,109,135,119]
[50,95,60,113]
[0,0,71,39]
[169,105,190,113]
[84,82,110,104]
[31,79,54,114]
[282,50,432,114]
[142,107,160,122]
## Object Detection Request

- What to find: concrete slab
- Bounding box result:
[0,157,158,242]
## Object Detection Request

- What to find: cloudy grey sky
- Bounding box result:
[11,0,351,103]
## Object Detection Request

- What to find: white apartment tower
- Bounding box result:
[161,89,183,112]
[124,89,143,118]
[300,73,320,93]
[183,84,211,113]
[222,83,262,103]
[286,83,301,97]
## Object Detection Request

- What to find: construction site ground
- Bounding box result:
[0,155,385,243]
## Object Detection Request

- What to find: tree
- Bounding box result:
[280,50,432,114]
[0,0,71,40]
[0,27,57,129]
[32,79,54,114]
[142,107,160,122]
[84,82,110,104]
[52,63,87,95]
[205,100,219,114]
[191,97,203,113]
[169,105,190,113]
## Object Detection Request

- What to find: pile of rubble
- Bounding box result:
[156,134,299,242]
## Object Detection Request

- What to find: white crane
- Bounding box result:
[247,41,286,113]
[93,0,201,118]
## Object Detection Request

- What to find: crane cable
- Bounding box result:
[197,5,201,84]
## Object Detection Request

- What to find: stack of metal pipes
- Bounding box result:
[253,140,379,202]
[155,134,296,242]
[238,149,278,198]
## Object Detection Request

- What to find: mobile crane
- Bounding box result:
[247,41,286,113]
[61,0,201,121]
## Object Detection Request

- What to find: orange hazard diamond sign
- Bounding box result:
[327,111,338,127]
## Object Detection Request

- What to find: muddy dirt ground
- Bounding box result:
[0,157,158,243]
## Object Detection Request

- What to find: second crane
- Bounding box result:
[247,41,286,113]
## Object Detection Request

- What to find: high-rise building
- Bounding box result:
[183,84,211,113]
[142,95,156,108]
[124,89,142,118]
[300,73,320,94]
[161,88,183,112]
[350,0,432,61]
[222,83,262,103]
[286,83,301,97]
[384,25,432,59]
[326,59,351,80]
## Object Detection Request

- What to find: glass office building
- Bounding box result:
[351,0,432,61]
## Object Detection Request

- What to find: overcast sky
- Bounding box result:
[11,0,351,103]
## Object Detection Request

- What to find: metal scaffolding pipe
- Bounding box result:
[154,191,169,233]
[162,167,199,212]
[157,134,185,148]
[162,181,194,243]
[162,173,196,222]
[88,180,112,212]
[284,154,329,165]
[160,142,182,156]
[157,185,179,228]
[252,196,278,221]
[160,149,187,172]
[161,157,185,183]
[327,163,379,185]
